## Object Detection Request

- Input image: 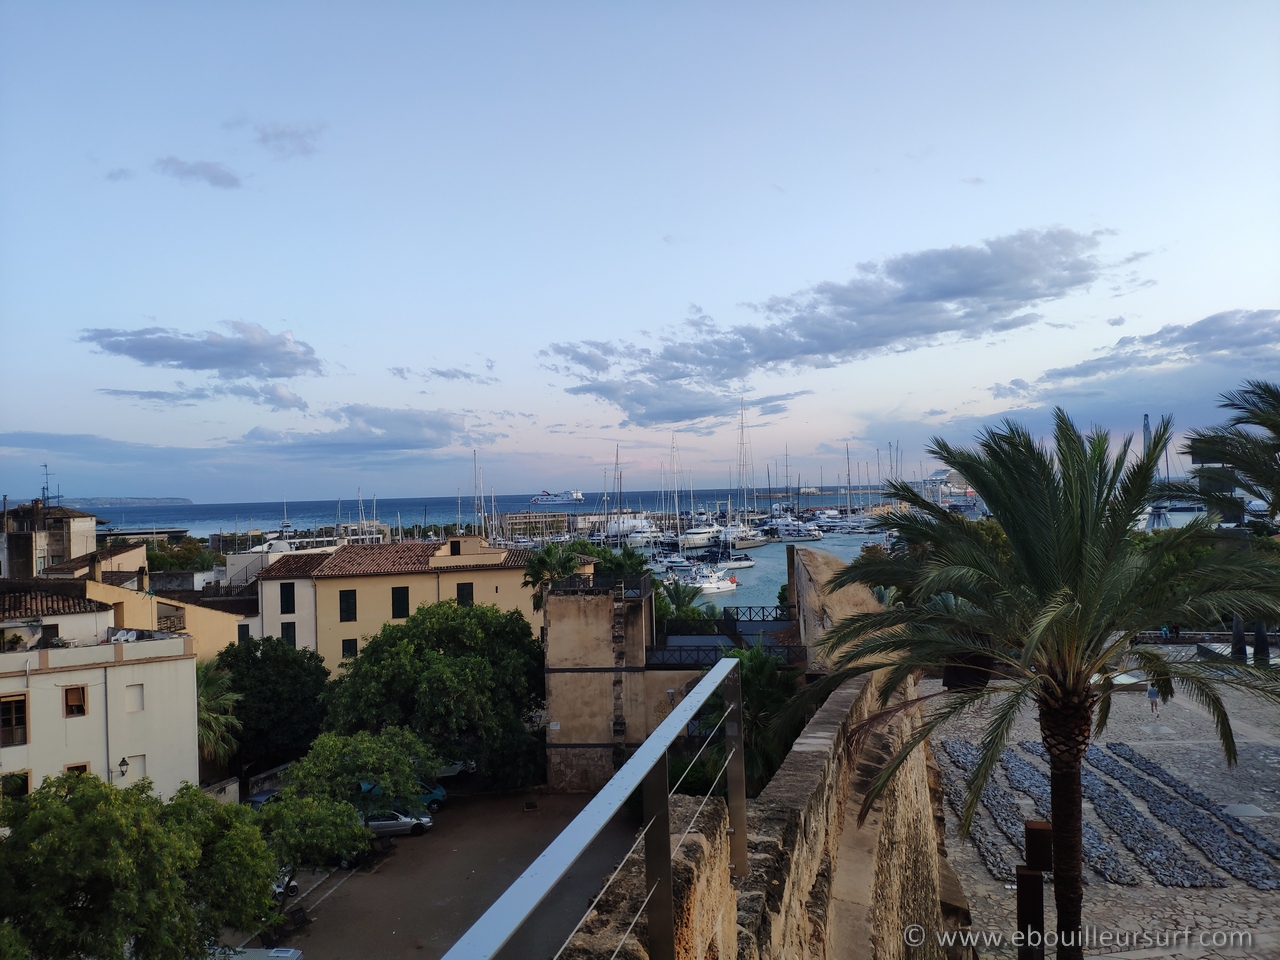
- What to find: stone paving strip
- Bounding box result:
[997,747,1137,884]
[940,741,1031,857]
[1106,741,1280,862]
[936,760,1020,882]
[1085,744,1280,889]
[1019,741,1226,888]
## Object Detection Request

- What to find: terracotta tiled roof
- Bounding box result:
[0,591,113,619]
[312,542,444,577]
[98,570,140,587]
[5,503,96,520]
[155,590,259,618]
[256,553,333,580]
[42,542,144,574]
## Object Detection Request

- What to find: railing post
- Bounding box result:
[723,659,749,878]
[642,753,675,960]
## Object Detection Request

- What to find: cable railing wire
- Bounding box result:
[666,703,733,798]
[550,814,658,960]
[609,880,660,960]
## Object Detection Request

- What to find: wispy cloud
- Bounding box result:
[98,381,309,412]
[81,321,322,380]
[255,122,324,159]
[239,404,484,455]
[960,177,985,186]
[547,227,1120,427]
[154,156,241,189]
[105,168,134,182]
[387,365,498,385]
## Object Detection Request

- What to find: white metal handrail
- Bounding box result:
[442,656,747,960]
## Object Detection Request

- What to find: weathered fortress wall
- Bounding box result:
[564,669,968,959]
[562,548,971,959]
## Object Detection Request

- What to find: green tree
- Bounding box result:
[145,537,225,572]
[286,728,434,819]
[522,542,584,611]
[1184,379,1280,525]
[704,646,803,796]
[661,579,707,618]
[819,410,1280,960]
[214,635,329,774]
[195,659,242,766]
[0,774,275,960]
[326,602,545,786]
[257,794,371,880]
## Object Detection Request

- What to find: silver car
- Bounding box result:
[365,810,433,837]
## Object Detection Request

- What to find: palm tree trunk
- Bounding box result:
[1040,695,1093,960]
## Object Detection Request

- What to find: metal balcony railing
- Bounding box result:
[646,643,808,669]
[549,572,652,598]
[441,657,746,960]
[721,605,789,622]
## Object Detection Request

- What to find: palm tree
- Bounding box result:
[1183,379,1280,524]
[818,409,1280,960]
[196,659,242,766]
[522,543,583,611]
[704,645,803,795]
[660,579,705,617]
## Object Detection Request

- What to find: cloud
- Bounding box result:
[80,321,322,380]
[239,404,476,456]
[105,168,134,182]
[154,156,241,189]
[960,177,985,186]
[255,122,324,159]
[989,379,1033,400]
[387,365,498,385]
[1107,316,1126,327]
[98,381,309,412]
[1042,309,1280,383]
[923,408,947,417]
[548,227,1116,426]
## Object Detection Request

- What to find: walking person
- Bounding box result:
[1147,682,1161,717]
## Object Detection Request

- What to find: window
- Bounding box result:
[391,586,410,619]
[238,623,251,642]
[42,623,60,643]
[0,695,27,746]
[339,590,357,622]
[456,582,474,607]
[280,582,296,615]
[63,686,87,718]
[1,771,29,798]
[65,763,89,774]
[341,638,357,658]
[450,540,461,556]
[125,683,144,713]
[281,622,297,647]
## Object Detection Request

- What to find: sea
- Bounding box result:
[87,489,890,609]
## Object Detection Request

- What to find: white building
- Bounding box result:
[0,632,199,798]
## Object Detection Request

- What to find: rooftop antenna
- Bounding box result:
[40,464,53,504]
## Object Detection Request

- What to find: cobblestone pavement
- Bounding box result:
[925,653,1280,959]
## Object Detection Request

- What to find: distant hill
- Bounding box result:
[60,497,195,507]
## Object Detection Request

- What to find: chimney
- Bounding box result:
[32,498,44,530]
[89,552,103,583]
[137,566,149,593]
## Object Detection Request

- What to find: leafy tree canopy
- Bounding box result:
[0,775,275,960]
[256,794,370,881]
[326,602,544,787]
[145,536,225,572]
[214,635,329,772]
[285,728,435,819]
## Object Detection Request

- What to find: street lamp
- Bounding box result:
[118,757,129,779]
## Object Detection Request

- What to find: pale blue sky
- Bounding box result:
[2,3,1277,501]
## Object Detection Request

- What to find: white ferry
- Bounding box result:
[530,489,585,504]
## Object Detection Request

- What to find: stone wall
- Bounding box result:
[562,669,970,959]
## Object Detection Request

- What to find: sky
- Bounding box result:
[2,3,1278,503]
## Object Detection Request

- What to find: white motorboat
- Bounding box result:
[714,553,756,570]
[677,565,738,595]
[764,516,824,541]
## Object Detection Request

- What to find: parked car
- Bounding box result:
[364,810,433,837]
[247,788,281,811]
[360,779,447,815]
[436,758,477,778]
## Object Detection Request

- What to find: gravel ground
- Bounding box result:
[926,658,1280,959]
